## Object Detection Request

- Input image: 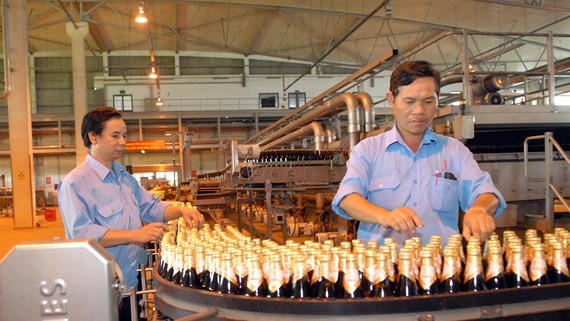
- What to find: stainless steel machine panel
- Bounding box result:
[0,238,121,321]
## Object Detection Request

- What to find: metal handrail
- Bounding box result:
[523,132,570,231]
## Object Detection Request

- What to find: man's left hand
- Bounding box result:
[462,206,495,242]
[182,207,205,230]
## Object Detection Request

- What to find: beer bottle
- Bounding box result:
[218,253,239,294]
[379,245,396,291]
[290,254,310,298]
[244,253,268,297]
[373,252,394,298]
[164,246,176,282]
[172,247,184,284]
[342,253,364,298]
[462,244,487,292]
[418,250,439,295]
[548,242,570,283]
[484,245,507,290]
[360,250,376,297]
[233,250,248,294]
[181,247,198,287]
[505,244,529,288]
[158,243,169,278]
[316,254,337,299]
[529,244,550,286]
[440,245,461,293]
[396,249,418,297]
[194,247,206,288]
[335,250,348,298]
[267,254,289,298]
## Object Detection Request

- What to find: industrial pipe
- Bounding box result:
[256,93,360,150]
[355,92,374,133]
[260,121,325,151]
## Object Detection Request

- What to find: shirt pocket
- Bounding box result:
[368,175,401,209]
[429,175,459,214]
[97,201,126,229]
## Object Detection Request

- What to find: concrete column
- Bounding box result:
[7,0,36,228]
[66,22,90,165]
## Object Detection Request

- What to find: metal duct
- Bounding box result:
[471,75,508,97]
[256,93,360,149]
[261,121,325,150]
[355,92,374,133]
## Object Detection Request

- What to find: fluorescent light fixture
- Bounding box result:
[135,1,147,23]
[156,97,163,106]
[149,67,158,79]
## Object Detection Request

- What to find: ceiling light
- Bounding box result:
[135,1,147,23]
[149,67,158,79]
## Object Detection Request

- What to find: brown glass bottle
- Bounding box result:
[484,245,507,290]
[418,250,439,295]
[360,250,377,297]
[548,242,570,283]
[233,250,248,294]
[529,244,550,286]
[290,254,310,298]
[396,249,418,297]
[316,254,337,299]
[462,245,487,292]
[158,244,169,278]
[342,253,364,298]
[244,254,268,297]
[218,253,239,294]
[440,246,461,293]
[505,244,529,288]
[373,252,394,298]
[193,247,206,288]
[181,248,198,287]
[267,254,289,298]
[335,250,348,298]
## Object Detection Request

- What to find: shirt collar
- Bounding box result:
[385,123,437,151]
[85,153,126,181]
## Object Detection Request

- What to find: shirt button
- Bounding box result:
[413,202,417,206]
[413,180,417,184]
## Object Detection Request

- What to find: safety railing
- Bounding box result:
[524,132,570,231]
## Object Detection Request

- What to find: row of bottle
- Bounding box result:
[252,149,346,164]
[158,219,570,299]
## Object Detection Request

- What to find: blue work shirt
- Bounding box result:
[58,154,169,289]
[332,125,506,246]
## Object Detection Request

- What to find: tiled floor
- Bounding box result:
[0,207,66,260]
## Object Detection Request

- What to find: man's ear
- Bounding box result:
[88,131,97,145]
[386,91,395,108]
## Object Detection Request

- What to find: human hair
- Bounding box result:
[81,107,123,148]
[389,60,441,97]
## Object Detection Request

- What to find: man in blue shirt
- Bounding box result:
[58,107,204,321]
[332,61,506,246]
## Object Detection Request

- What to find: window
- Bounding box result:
[288,91,306,109]
[259,93,279,108]
[113,94,133,112]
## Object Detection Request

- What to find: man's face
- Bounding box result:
[387,77,438,139]
[89,117,127,162]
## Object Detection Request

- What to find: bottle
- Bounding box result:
[233,250,248,294]
[379,245,396,292]
[342,253,364,298]
[360,250,377,297]
[158,243,169,278]
[396,249,418,297]
[181,247,198,287]
[548,242,570,283]
[290,254,310,298]
[316,254,337,299]
[418,249,439,295]
[440,245,461,293]
[462,244,487,292]
[204,251,220,292]
[193,247,206,288]
[484,245,507,290]
[505,244,529,288]
[244,254,268,297]
[267,254,289,298]
[529,244,550,286]
[164,246,175,282]
[335,250,348,298]
[373,252,394,298]
[218,253,239,294]
[171,247,184,284]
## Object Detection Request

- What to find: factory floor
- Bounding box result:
[0,207,65,260]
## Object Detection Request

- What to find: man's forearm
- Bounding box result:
[98,229,139,247]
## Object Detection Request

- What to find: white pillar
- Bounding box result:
[7,0,35,228]
[66,21,90,165]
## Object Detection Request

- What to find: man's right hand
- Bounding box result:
[135,222,169,243]
[379,206,424,234]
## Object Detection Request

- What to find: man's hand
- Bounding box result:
[135,222,169,244]
[181,207,205,230]
[379,206,425,234]
[462,206,495,242]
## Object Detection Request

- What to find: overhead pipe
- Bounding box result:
[256,92,360,150]
[260,121,325,151]
[355,92,374,133]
